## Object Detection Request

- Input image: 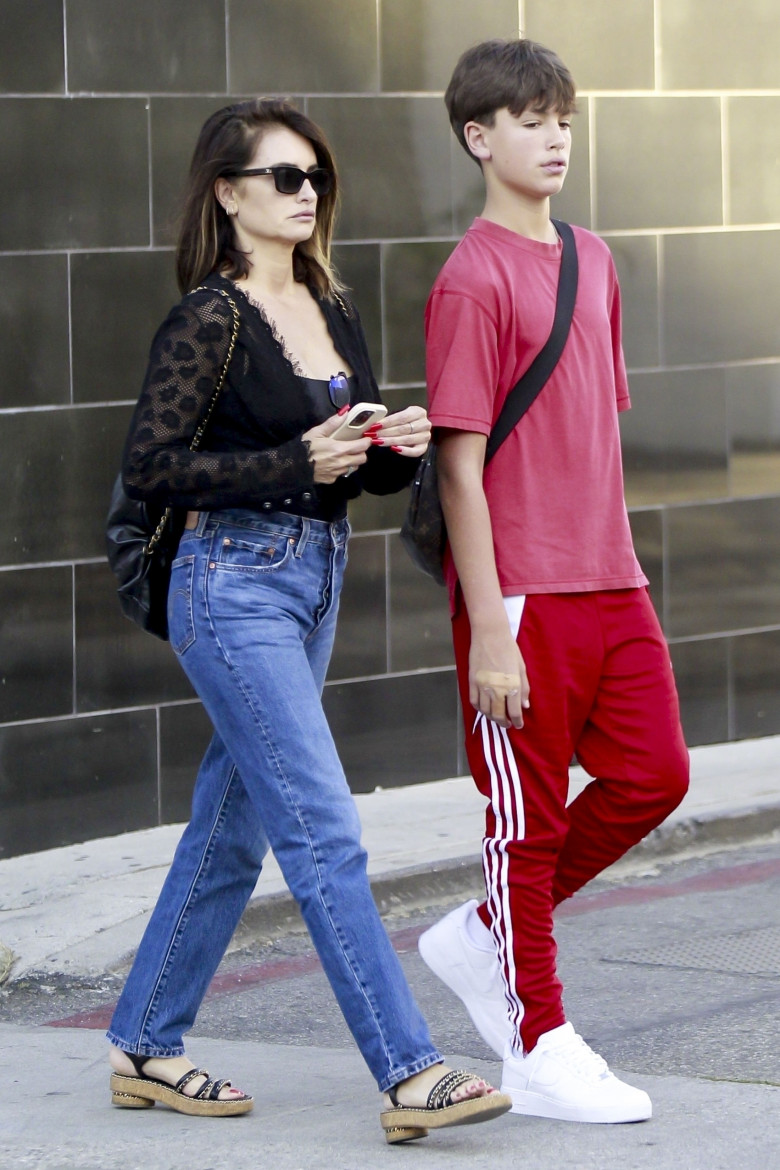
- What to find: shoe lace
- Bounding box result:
[552,1031,610,1082]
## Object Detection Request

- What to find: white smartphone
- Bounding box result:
[331,401,387,440]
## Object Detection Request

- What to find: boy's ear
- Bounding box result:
[463,120,491,162]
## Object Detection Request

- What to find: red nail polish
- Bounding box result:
[337,404,349,415]
[370,437,384,445]
[391,445,403,452]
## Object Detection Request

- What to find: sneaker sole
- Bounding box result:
[501,1086,652,1124]
[418,927,511,1057]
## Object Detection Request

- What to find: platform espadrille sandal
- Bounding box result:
[379,1069,511,1143]
[110,1053,253,1117]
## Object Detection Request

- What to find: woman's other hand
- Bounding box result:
[303,411,371,483]
[373,406,431,458]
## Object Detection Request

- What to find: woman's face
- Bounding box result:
[221,125,323,250]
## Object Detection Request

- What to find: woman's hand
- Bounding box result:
[373,405,431,458]
[303,412,371,484]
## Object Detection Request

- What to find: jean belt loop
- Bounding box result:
[295,518,310,558]
[195,511,209,537]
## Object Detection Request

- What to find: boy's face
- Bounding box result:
[469,106,572,202]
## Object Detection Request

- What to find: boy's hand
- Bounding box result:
[470,637,530,729]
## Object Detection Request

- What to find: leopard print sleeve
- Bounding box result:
[121,289,315,509]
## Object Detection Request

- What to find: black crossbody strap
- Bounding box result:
[484,219,578,465]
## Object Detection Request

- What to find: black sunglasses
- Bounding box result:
[328,372,350,410]
[226,164,333,196]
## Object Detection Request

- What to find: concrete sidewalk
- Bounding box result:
[1,735,779,1170]
[1,734,778,983]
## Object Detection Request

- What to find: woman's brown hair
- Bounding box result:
[176,98,344,298]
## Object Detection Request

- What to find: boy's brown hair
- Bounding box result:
[445,39,577,161]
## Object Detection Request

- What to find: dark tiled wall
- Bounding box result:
[0,0,778,856]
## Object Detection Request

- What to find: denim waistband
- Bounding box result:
[195,508,350,547]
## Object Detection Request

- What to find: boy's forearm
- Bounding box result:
[438,455,507,635]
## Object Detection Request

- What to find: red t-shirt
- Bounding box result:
[426,217,647,598]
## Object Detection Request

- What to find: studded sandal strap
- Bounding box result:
[426,1069,476,1111]
[174,1067,209,1094]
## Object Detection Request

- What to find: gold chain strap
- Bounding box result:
[145,287,241,555]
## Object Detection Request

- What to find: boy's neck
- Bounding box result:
[479,192,558,244]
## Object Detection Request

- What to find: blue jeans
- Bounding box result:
[107,509,441,1091]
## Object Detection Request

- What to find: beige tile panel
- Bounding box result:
[381,0,520,92]
[662,230,780,365]
[525,0,655,90]
[659,0,780,90]
[229,0,378,94]
[595,96,722,230]
[607,234,659,368]
[308,97,453,239]
[620,367,728,506]
[727,97,780,226]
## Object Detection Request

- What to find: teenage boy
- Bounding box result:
[418,39,689,1124]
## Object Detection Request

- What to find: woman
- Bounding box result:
[106,98,510,1143]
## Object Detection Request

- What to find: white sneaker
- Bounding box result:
[418,900,512,1056]
[501,1022,652,1123]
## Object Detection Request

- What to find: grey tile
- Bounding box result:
[383,241,456,384]
[323,669,459,792]
[620,368,728,507]
[229,0,377,94]
[660,0,780,90]
[67,0,226,93]
[627,508,664,617]
[308,97,453,239]
[389,534,453,673]
[0,98,149,249]
[733,629,780,740]
[526,0,655,90]
[606,235,659,370]
[727,98,780,226]
[0,0,64,93]
[0,254,69,407]
[75,561,194,713]
[332,244,382,378]
[160,702,214,824]
[0,711,158,858]
[667,498,780,639]
[328,534,388,680]
[670,637,729,748]
[595,97,722,231]
[71,251,180,403]
[0,567,72,722]
[151,97,248,246]
[380,0,519,92]
[727,363,780,498]
[663,231,780,365]
[0,404,131,564]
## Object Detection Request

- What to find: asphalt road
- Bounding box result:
[4,839,779,1088]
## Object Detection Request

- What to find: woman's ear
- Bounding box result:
[464,121,491,163]
[214,177,236,214]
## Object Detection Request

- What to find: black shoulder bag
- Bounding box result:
[400,220,579,585]
[105,287,240,640]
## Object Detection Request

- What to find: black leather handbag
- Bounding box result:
[105,287,240,640]
[400,220,579,585]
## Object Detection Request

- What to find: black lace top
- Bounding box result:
[121,272,417,520]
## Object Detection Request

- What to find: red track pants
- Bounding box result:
[452,587,689,1054]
